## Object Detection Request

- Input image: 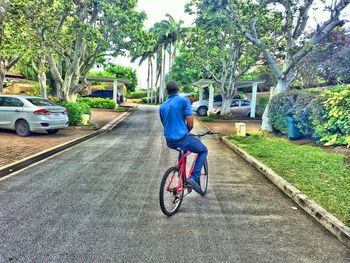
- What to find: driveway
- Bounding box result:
[0,109,122,168]
[0,105,348,262]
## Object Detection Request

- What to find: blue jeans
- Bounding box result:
[167,134,208,180]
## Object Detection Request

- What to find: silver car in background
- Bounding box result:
[0,95,69,136]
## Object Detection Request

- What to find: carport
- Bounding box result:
[192,79,265,118]
[83,77,130,104]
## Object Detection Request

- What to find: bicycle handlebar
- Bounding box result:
[191,131,218,137]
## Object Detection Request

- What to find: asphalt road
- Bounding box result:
[0,105,349,263]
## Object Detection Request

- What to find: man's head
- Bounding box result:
[166,81,179,95]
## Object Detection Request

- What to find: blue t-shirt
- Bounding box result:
[159,94,193,142]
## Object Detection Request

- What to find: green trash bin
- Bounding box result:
[287,115,302,140]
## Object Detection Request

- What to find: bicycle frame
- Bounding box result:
[166,151,198,194]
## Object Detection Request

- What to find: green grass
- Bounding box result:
[227,132,350,226]
[199,115,216,122]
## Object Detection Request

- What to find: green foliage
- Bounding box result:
[128,91,147,99]
[141,97,148,104]
[313,85,350,146]
[268,92,298,134]
[77,98,116,110]
[105,64,138,92]
[60,102,91,126]
[200,115,215,122]
[257,96,269,116]
[227,134,350,226]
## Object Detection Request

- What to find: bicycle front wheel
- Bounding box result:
[200,159,208,196]
[159,167,184,216]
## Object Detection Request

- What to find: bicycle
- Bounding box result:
[159,131,216,216]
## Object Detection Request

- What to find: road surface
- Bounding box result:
[0,105,349,262]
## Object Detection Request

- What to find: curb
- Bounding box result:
[221,136,350,249]
[0,109,134,179]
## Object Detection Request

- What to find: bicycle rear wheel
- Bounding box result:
[159,167,184,216]
[200,159,208,196]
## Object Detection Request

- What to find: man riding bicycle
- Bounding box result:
[159,81,208,194]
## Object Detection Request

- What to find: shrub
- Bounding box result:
[128,91,147,99]
[312,85,350,146]
[268,92,298,134]
[77,97,116,109]
[141,97,148,104]
[257,96,269,117]
[293,92,320,137]
[60,102,91,126]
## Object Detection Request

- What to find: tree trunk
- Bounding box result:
[150,58,154,104]
[0,63,5,93]
[221,96,232,115]
[261,78,289,131]
[147,58,151,104]
[38,71,47,98]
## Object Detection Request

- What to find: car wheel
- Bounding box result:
[46,129,59,135]
[15,120,31,137]
[197,106,208,116]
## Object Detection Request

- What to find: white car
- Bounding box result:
[192,95,223,116]
[0,95,69,136]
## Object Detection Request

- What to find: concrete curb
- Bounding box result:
[0,109,134,179]
[221,136,350,249]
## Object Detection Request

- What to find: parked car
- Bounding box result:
[0,95,69,136]
[191,94,223,116]
[81,90,123,104]
[213,99,252,117]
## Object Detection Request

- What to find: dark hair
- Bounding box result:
[166,81,179,94]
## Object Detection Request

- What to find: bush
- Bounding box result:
[128,91,147,99]
[77,97,116,109]
[60,102,91,126]
[312,85,350,146]
[268,92,298,134]
[141,97,148,104]
[257,96,269,117]
[293,92,320,137]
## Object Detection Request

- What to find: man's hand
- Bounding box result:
[186,116,194,132]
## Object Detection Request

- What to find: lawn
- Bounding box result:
[227,133,350,226]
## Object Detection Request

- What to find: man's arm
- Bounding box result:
[186,116,194,132]
[184,98,194,132]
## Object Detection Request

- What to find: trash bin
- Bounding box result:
[287,115,302,140]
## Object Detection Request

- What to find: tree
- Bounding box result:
[105,64,138,92]
[306,28,350,84]
[11,0,145,101]
[185,2,263,115]
[210,0,350,130]
[0,1,22,92]
[168,47,207,90]
[130,31,158,103]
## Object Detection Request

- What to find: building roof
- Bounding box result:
[192,79,265,89]
[84,77,131,85]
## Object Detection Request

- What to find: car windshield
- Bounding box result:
[27,98,57,106]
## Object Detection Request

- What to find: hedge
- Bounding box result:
[60,102,91,126]
[268,85,350,146]
[312,86,350,146]
[128,91,147,99]
[77,97,116,109]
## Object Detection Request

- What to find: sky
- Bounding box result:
[112,0,350,90]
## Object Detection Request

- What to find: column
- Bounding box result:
[199,87,203,101]
[250,82,257,118]
[208,84,214,114]
[113,79,118,104]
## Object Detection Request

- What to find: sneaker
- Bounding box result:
[187,177,202,194]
